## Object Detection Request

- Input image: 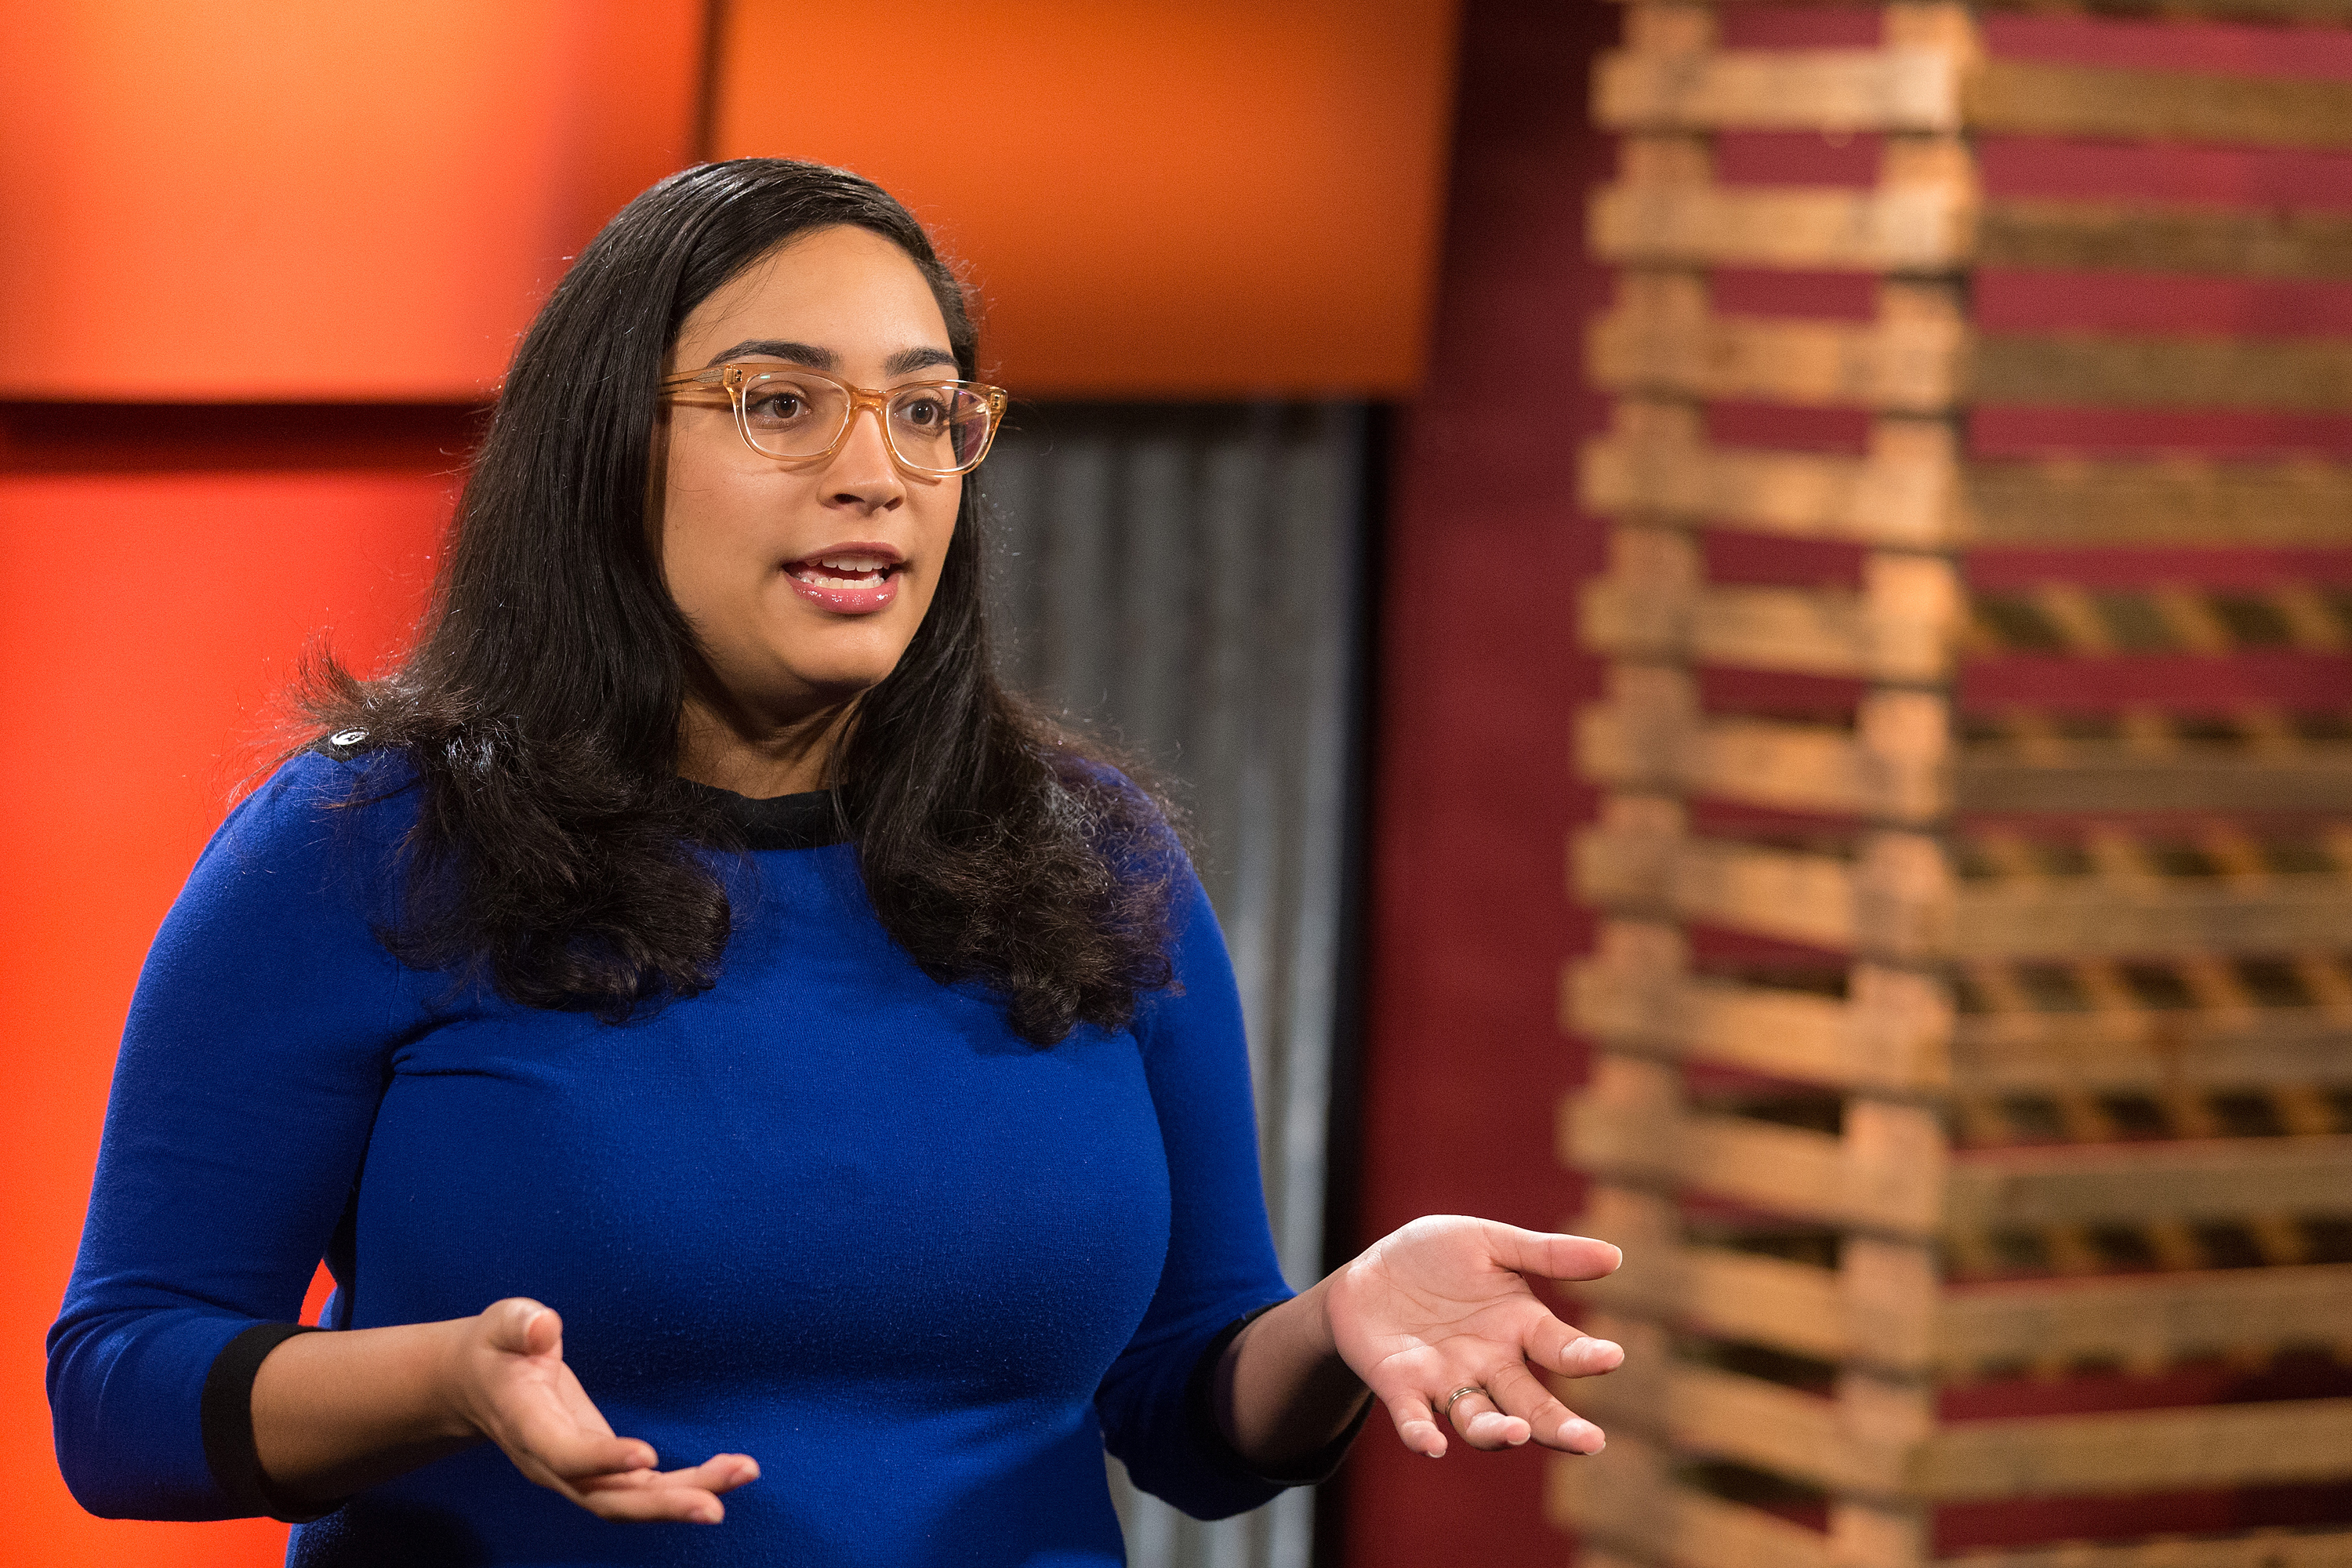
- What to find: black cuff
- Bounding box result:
[1183,1303,1373,1490]
[201,1322,343,1523]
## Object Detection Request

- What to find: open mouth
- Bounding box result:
[780,546,906,615]
[785,552,902,589]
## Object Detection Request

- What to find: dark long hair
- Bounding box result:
[305,158,1180,1043]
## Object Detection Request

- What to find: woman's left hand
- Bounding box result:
[1324,1215,1624,1458]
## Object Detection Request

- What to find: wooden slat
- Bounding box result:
[1594,46,1969,136]
[1573,1348,2352,1498]
[1970,58,2352,152]
[1568,922,2352,1095]
[1577,671,2352,816]
[1962,455,2352,546]
[1566,1080,2352,1234]
[1578,695,1936,821]
[1595,47,2352,150]
[1591,277,2352,413]
[1945,1134,2352,1232]
[1957,746,2352,815]
[1571,804,1868,949]
[1592,178,2352,281]
[1925,1396,2352,1499]
[1571,921,2352,1091]
[1561,1054,1949,1234]
[1980,198,2352,282]
[1589,275,1969,412]
[1581,404,1958,544]
[1591,178,1976,272]
[1563,1051,2352,1236]
[1579,1189,2352,1373]
[1970,332,2352,415]
[1581,401,2352,546]
[1566,924,1955,1091]
[1580,528,1964,681]
[1573,806,2352,963]
[1936,1264,2352,1374]
[1552,1435,1835,1568]
[1942,878,2352,962]
[1554,1442,2352,1568]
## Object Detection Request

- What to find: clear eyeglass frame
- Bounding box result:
[657,361,1010,477]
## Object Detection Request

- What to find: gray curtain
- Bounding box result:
[980,402,1370,1568]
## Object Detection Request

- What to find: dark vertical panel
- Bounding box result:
[978,402,1370,1568]
[1345,0,1621,1563]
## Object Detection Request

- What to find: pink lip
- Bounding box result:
[781,541,905,616]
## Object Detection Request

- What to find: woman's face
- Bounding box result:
[655,224,964,729]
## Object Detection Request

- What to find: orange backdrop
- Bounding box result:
[711,0,1461,396]
[0,2,705,401]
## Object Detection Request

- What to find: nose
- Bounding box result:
[822,400,906,513]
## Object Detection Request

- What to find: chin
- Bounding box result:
[771,648,908,703]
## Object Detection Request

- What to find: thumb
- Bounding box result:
[1478,1222,1623,1284]
[484,1297,561,1357]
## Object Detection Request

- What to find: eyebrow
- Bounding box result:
[704,339,961,378]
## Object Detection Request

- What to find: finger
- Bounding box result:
[1477,1222,1624,1285]
[571,1477,730,1525]
[1530,1315,1625,1380]
[483,1297,561,1357]
[1487,1359,1605,1454]
[1443,1385,1529,1450]
[584,1454,761,1497]
[506,1399,659,1480]
[1382,1388,1449,1459]
[688,1454,761,1496]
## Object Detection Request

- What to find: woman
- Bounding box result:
[48,158,1624,1563]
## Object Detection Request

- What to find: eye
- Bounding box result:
[744,389,808,422]
[895,393,949,429]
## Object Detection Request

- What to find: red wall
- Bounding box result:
[1346,2,1621,1560]
[0,410,470,1563]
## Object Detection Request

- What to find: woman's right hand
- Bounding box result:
[442,1298,760,1523]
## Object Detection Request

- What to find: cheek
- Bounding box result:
[659,457,775,619]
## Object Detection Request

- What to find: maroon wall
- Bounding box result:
[1344,2,1619,1562]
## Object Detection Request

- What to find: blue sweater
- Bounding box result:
[49,751,1310,1565]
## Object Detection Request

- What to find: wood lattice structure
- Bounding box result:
[1555,5,2352,1568]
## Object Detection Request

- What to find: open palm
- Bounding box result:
[455,1298,760,1522]
[1325,1217,1624,1457]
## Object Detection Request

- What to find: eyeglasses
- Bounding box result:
[658,362,1008,476]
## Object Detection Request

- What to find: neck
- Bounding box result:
[676,689,856,799]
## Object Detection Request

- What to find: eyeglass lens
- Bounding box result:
[737,371,993,470]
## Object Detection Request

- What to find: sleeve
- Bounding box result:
[45,751,421,1520]
[1094,865,1353,1519]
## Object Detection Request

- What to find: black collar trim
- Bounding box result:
[688,783,851,851]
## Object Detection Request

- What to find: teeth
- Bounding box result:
[789,555,893,590]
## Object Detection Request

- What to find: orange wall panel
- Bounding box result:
[711,0,1462,397]
[0,465,449,1563]
[0,1,703,401]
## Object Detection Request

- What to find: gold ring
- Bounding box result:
[1443,1385,1485,1417]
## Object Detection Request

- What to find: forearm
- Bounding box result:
[1214,1279,1370,1474]
[249,1316,483,1505]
